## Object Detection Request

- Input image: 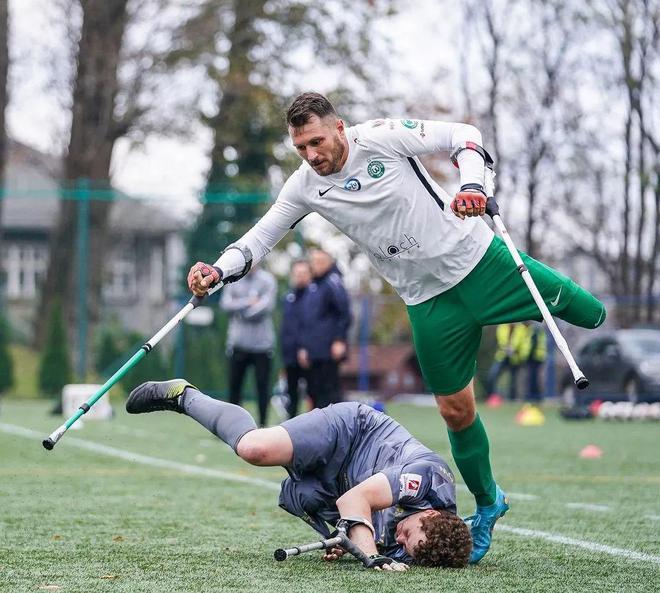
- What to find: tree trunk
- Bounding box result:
[0,0,9,285]
[37,0,129,365]
[619,106,633,324]
[646,152,660,323]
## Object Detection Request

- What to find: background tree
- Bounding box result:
[0,0,9,298]
[172,0,398,264]
[38,300,72,397]
[36,0,190,365]
[37,0,131,358]
[0,313,14,394]
[560,0,660,324]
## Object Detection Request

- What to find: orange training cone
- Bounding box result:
[579,445,603,459]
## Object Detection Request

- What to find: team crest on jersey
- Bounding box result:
[344,177,361,191]
[367,160,385,179]
[400,473,422,497]
[401,119,419,129]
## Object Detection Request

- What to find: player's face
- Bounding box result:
[290,262,312,288]
[289,114,348,176]
[395,510,440,558]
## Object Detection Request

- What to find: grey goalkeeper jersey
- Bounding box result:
[218,118,494,305]
[278,403,457,563]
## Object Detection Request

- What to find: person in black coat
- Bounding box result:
[298,249,352,409]
[280,260,313,418]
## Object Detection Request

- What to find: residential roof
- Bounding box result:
[0,139,183,234]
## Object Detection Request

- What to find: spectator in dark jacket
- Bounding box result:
[280,260,313,418]
[298,249,352,408]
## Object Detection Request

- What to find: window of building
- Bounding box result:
[103,246,137,301]
[2,242,48,299]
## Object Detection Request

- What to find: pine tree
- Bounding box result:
[0,313,14,394]
[120,332,171,394]
[95,327,122,377]
[38,300,72,396]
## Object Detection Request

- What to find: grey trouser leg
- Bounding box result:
[180,388,257,452]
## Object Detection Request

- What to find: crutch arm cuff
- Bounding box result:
[450,141,495,169]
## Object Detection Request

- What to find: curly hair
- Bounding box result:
[413,510,472,568]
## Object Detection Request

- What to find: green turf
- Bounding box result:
[0,399,658,593]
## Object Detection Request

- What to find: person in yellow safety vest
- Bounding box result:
[521,322,547,403]
[486,323,528,400]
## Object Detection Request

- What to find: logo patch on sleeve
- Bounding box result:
[399,473,422,497]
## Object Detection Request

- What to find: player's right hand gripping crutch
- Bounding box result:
[483,163,589,390]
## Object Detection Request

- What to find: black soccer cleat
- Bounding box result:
[125,379,195,414]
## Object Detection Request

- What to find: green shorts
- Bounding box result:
[407,235,606,395]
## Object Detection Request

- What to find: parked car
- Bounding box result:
[562,329,660,406]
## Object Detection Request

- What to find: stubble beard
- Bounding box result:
[316,137,346,176]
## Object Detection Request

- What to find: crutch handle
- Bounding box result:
[485,197,500,218]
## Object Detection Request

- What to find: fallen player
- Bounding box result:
[126,379,473,570]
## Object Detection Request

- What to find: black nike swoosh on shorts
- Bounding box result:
[319,187,333,196]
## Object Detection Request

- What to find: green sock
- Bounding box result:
[448,414,497,507]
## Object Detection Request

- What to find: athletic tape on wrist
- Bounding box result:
[459,183,487,196]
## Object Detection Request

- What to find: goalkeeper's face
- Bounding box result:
[397,509,472,568]
[395,510,436,557]
[289,114,348,176]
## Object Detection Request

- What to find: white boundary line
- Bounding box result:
[496,526,660,565]
[2,422,659,566]
[0,422,280,491]
[566,502,611,512]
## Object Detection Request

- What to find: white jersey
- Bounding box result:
[217,118,494,306]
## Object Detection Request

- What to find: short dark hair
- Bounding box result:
[286,92,337,127]
[414,511,472,568]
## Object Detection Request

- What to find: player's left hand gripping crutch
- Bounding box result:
[482,162,589,390]
[42,270,225,451]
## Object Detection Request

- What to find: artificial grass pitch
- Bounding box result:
[0,399,658,593]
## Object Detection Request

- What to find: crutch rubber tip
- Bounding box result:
[575,377,589,390]
[42,438,55,450]
[274,549,287,561]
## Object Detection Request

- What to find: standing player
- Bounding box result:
[187,92,606,563]
[126,379,473,569]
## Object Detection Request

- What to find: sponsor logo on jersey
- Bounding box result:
[419,121,426,138]
[344,177,361,191]
[367,160,385,179]
[371,233,420,261]
[370,119,386,128]
[401,119,419,129]
[436,464,455,483]
[400,473,422,497]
